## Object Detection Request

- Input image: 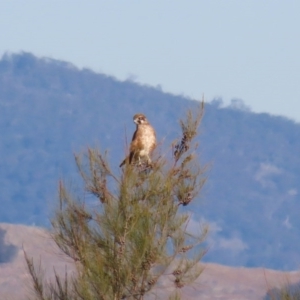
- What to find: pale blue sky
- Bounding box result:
[1,1,300,122]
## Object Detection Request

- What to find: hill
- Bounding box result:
[0,52,300,270]
[1,223,300,300]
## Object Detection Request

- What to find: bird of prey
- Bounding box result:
[120,113,156,167]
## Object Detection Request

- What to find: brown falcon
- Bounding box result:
[120,113,156,167]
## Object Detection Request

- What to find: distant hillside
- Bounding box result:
[0,52,300,270]
[1,223,300,300]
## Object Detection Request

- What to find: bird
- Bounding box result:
[120,113,156,167]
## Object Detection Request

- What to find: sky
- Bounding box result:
[1,1,300,122]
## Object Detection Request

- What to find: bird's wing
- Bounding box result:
[119,129,138,167]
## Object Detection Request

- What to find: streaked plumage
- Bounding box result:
[120,113,156,167]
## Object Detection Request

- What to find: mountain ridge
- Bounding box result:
[0,52,300,270]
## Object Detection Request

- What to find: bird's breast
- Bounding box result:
[134,125,156,154]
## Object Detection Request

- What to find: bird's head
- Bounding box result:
[133,113,148,125]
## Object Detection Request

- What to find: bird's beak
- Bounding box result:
[133,119,139,124]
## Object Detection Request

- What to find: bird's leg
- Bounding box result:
[146,155,152,168]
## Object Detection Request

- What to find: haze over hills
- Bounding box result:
[0,52,300,270]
